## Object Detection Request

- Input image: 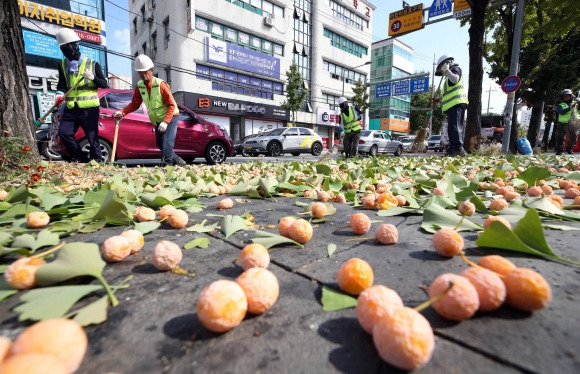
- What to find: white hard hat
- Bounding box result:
[135,54,154,72]
[338,97,348,105]
[435,54,454,76]
[561,89,573,96]
[55,28,80,46]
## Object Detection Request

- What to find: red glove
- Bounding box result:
[431,98,441,104]
[55,95,65,107]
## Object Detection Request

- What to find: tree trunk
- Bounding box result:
[464,0,491,152]
[0,1,37,156]
[527,101,544,150]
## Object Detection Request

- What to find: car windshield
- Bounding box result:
[266,128,285,136]
[401,138,414,143]
[361,130,372,137]
[428,135,441,140]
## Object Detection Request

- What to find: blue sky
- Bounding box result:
[104,0,507,114]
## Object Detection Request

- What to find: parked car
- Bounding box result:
[338,130,403,156]
[234,130,273,157]
[242,127,323,157]
[427,134,444,152]
[400,136,428,153]
[52,89,235,164]
[36,122,62,161]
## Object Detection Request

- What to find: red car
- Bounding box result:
[52,89,235,164]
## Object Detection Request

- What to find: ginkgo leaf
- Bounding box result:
[71,296,109,326]
[184,237,211,249]
[10,230,60,253]
[517,166,551,187]
[79,218,107,234]
[421,204,482,233]
[35,242,119,306]
[14,285,103,322]
[327,243,337,257]
[321,286,357,311]
[221,215,248,238]
[186,219,219,233]
[251,230,303,249]
[134,221,161,234]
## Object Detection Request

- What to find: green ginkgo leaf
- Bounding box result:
[35,242,119,306]
[134,221,161,234]
[186,219,219,233]
[421,204,482,233]
[321,286,357,311]
[524,197,565,215]
[93,191,131,225]
[327,243,337,257]
[71,296,109,326]
[10,230,60,253]
[184,237,211,249]
[220,215,248,238]
[14,285,103,322]
[251,230,303,249]
[79,218,107,234]
[517,166,552,187]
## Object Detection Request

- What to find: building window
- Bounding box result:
[152,0,156,8]
[196,64,276,100]
[142,42,147,55]
[151,32,157,54]
[133,17,137,34]
[165,68,171,85]
[163,17,170,48]
[323,28,367,57]
[140,5,145,23]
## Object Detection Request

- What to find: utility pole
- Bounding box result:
[429,55,436,137]
[485,84,495,115]
[502,0,526,153]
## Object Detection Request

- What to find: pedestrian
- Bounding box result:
[55,28,108,162]
[113,55,186,166]
[436,54,468,157]
[338,97,362,158]
[554,89,578,155]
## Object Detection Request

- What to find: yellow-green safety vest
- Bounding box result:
[441,72,468,114]
[137,77,178,125]
[340,106,361,134]
[62,58,99,109]
[557,103,574,124]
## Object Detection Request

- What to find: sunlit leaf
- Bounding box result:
[421,204,482,233]
[251,230,303,249]
[93,192,131,225]
[14,285,103,321]
[517,166,551,187]
[376,207,422,217]
[543,224,580,231]
[79,218,107,234]
[134,221,161,234]
[524,197,565,215]
[184,237,211,249]
[321,286,357,311]
[221,215,248,238]
[40,193,68,211]
[186,219,219,233]
[10,230,60,253]
[327,243,337,257]
[71,295,109,326]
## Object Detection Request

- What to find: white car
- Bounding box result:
[400,137,428,153]
[337,130,403,156]
[427,135,444,152]
[242,127,324,157]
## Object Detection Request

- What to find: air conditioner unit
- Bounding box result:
[264,15,274,27]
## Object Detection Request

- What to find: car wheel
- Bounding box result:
[311,142,322,156]
[291,152,300,156]
[241,148,251,157]
[40,141,62,161]
[267,141,282,157]
[369,145,378,157]
[205,141,227,164]
[394,145,403,156]
[79,138,112,162]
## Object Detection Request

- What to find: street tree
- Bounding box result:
[280,62,307,126]
[0,2,38,157]
[350,79,370,113]
[484,0,580,151]
[410,86,443,135]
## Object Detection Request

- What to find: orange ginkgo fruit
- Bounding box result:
[336,258,374,296]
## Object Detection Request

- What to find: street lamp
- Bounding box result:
[342,61,371,97]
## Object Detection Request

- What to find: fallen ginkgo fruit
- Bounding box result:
[197,280,248,333]
[152,240,183,270]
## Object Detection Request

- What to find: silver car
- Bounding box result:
[243,127,324,157]
[337,130,403,156]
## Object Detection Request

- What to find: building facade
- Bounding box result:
[19,0,107,123]
[128,0,375,147]
[368,38,414,137]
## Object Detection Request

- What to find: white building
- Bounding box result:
[129,0,375,147]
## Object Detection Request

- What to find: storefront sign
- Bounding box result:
[28,70,59,93]
[317,108,340,127]
[206,37,280,79]
[380,118,410,132]
[23,30,103,65]
[175,92,290,121]
[19,0,103,34]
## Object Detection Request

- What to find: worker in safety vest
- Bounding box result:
[55,28,108,162]
[338,97,362,158]
[554,89,578,155]
[113,55,186,166]
[436,54,468,157]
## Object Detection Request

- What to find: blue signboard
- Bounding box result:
[206,37,281,79]
[392,80,410,96]
[376,83,391,98]
[23,30,102,65]
[428,0,452,18]
[501,75,521,93]
[410,77,429,94]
